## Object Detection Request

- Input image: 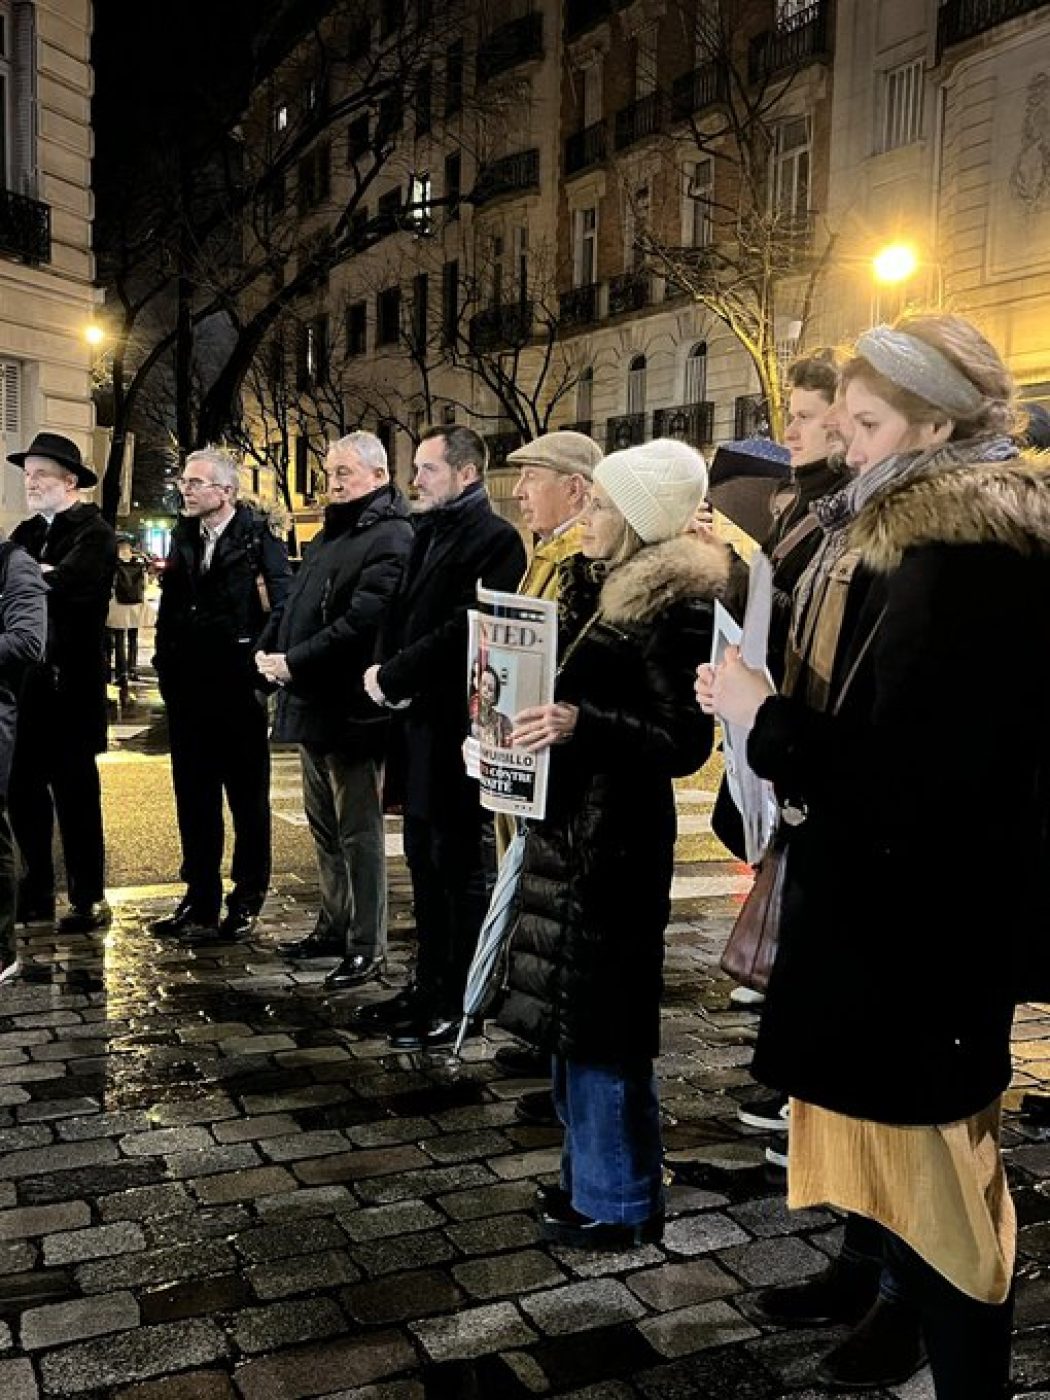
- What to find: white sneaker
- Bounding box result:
[765,1134,789,1170]
[0,960,23,985]
[729,985,766,1007]
[738,1096,790,1131]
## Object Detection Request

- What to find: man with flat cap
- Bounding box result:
[7,432,117,932]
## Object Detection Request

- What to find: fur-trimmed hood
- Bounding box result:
[599,534,728,625]
[850,451,1050,573]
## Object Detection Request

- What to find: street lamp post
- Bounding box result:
[871,242,943,322]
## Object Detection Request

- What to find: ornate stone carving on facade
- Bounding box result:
[1010,71,1050,214]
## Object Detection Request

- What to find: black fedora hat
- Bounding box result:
[7,431,98,487]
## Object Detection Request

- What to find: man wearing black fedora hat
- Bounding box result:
[6,432,117,933]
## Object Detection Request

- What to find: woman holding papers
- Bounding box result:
[501,439,726,1250]
[698,313,1050,1399]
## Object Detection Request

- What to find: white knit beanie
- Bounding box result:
[594,438,709,544]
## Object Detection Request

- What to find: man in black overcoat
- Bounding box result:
[361,425,526,1049]
[255,431,413,988]
[7,432,117,932]
[152,447,291,942]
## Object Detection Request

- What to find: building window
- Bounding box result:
[444,151,461,221]
[882,59,925,152]
[273,100,289,134]
[635,24,658,99]
[377,286,402,345]
[304,74,326,116]
[514,225,529,302]
[411,272,429,346]
[684,159,713,248]
[298,143,330,212]
[415,64,433,136]
[377,91,403,143]
[294,437,310,498]
[0,6,12,189]
[573,206,597,287]
[490,234,505,306]
[347,114,370,161]
[350,206,369,245]
[0,358,20,441]
[408,170,432,233]
[442,259,459,345]
[625,183,651,269]
[581,61,602,127]
[628,354,647,415]
[771,116,810,218]
[685,343,708,403]
[380,0,403,40]
[576,366,593,426]
[270,169,286,214]
[298,314,329,388]
[347,301,367,356]
[445,40,464,116]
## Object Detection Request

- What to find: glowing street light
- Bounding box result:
[872,243,919,286]
[84,323,104,348]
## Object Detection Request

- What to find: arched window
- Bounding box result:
[628,354,647,415]
[686,342,708,404]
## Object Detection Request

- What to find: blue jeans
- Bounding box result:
[552,1056,664,1225]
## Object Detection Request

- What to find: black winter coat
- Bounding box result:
[749,453,1050,1126]
[155,504,291,692]
[258,485,413,750]
[12,504,117,754]
[499,535,726,1064]
[0,544,46,794]
[377,483,526,822]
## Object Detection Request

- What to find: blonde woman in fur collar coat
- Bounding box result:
[699,314,1050,1400]
[500,438,726,1253]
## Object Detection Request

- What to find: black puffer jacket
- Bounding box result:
[499,535,726,1065]
[257,485,413,750]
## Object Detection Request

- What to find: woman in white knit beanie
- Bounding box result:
[498,440,728,1249]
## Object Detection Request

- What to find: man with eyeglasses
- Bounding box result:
[256,432,413,988]
[6,432,116,934]
[151,447,291,942]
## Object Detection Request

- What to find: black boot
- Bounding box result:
[756,1254,882,1327]
[816,1296,925,1389]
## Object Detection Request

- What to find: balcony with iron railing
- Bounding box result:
[614,91,666,151]
[607,269,653,317]
[477,11,544,85]
[566,0,613,39]
[468,300,535,351]
[605,412,647,451]
[472,148,540,206]
[559,281,602,328]
[484,430,525,468]
[734,393,770,439]
[565,119,607,176]
[938,0,1048,55]
[0,189,51,266]
[670,62,728,121]
[748,0,831,84]
[652,401,716,446]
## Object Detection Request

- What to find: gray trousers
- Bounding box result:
[300,745,386,958]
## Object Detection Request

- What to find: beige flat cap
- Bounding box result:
[505,430,603,480]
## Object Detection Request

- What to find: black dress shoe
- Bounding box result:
[151,901,217,937]
[278,925,345,959]
[535,1183,571,1213]
[215,908,257,941]
[494,1044,549,1077]
[349,985,426,1032]
[57,901,112,933]
[324,954,385,990]
[815,1297,925,1389]
[388,1015,480,1051]
[515,1089,559,1126]
[538,1200,664,1251]
[755,1258,881,1327]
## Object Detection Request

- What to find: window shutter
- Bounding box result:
[0,359,21,438]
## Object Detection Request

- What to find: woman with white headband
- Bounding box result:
[698,313,1050,1399]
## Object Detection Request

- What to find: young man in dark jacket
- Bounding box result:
[7,433,117,933]
[152,448,291,942]
[361,425,526,1050]
[256,432,413,988]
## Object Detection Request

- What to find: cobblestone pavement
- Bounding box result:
[0,861,1048,1398]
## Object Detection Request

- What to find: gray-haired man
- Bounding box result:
[152,448,291,941]
[258,432,413,987]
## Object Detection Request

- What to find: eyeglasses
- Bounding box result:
[178,476,224,491]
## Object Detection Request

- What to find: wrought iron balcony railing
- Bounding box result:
[652,401,716,446]
[468,300,534,352]
[559,282,602,328]
[565,120,607,176]
[472,148,540,206]
[670,63,728,121]
[734,393,771,440]
[938,0,1048,55]
[484,430,525,468]
[477,11,544,85]
[605,412,647,451]
[0,189,51,266]
[607,270,652,317]
[614,91,666,151]
[748,0,831,84]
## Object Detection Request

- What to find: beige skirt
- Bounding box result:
[788,1097,1015,1304]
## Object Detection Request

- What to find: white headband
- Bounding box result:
[855,326,985,419]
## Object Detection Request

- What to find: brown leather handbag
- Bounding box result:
[719,837,787,992]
